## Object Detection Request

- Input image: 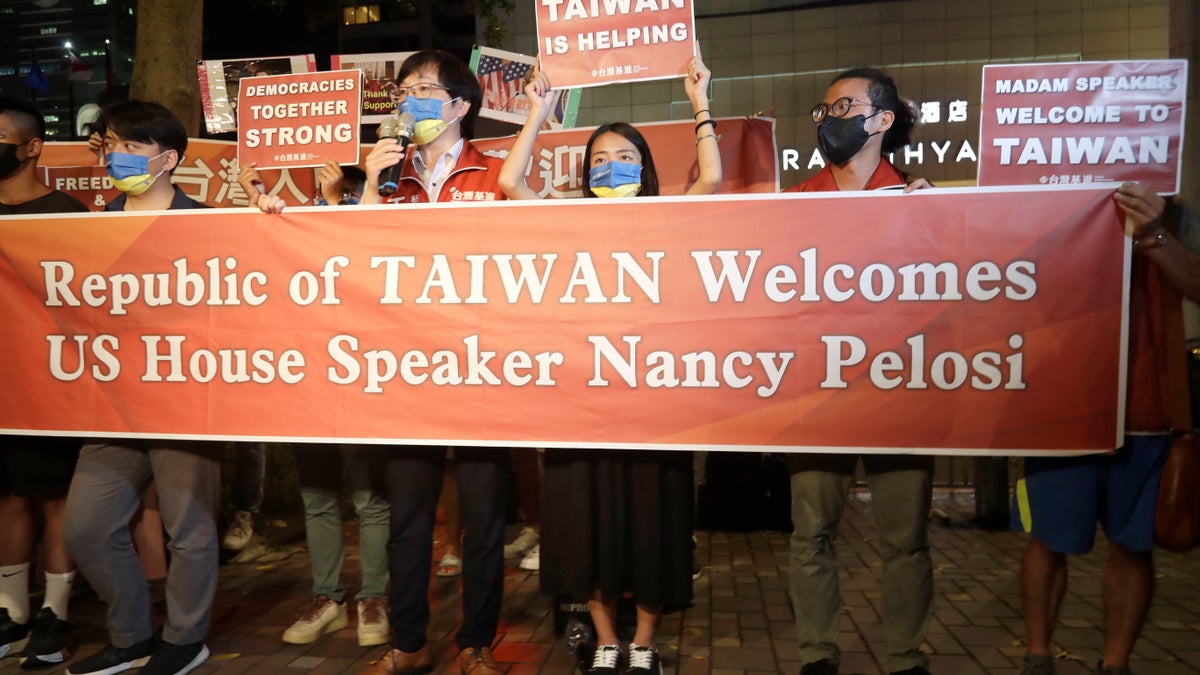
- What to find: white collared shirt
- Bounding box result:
[412,138,465,203]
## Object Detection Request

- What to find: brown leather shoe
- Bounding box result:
[457,646,501,675]
[357,645,433,675]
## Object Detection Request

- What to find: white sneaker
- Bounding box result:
[356,598,389,647]
[504,526,539,559]
[221,510,254,552]
[282,596,347,644]
[518,544,540,571]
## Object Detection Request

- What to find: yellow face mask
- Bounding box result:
[588,161,642,198]
[106,150,168,196]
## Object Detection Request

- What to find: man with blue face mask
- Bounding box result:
[90,100,207,212]
[360,49,506,206]
[355,50,509,675]
[65,100,219,675]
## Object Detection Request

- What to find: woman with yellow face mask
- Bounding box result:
[497,44,721,675]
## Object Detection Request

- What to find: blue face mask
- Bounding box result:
[588,161,642,198]
[105,150,168,196]
[398,96,460,144]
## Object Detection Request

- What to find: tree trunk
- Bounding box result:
[130,0,203,136]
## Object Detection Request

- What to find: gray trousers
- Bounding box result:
[64,441,220,647]
[787,454,933,672]
[293,443,389,600]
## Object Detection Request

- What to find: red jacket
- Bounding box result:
[382,141,506,204]
[784,158,906,192]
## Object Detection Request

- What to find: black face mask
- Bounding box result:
[0,140,26,180]
[817,113,880,166]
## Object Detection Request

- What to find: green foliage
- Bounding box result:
[472,0,514,47]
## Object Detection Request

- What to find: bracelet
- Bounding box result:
[693,109,709,120]
[695,133,718,146]
[695,119,716,134]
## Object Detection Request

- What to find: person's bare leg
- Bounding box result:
[0,495,34,565]
[1101,543,1153,668]
[1021,537,1067,657]
[632,604,660,646]
[588,589,619,646]
[39,496,75,574]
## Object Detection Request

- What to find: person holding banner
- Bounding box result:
[354,50,510,675]
[63,100,218,675]
[0,97,88,669]
[1014,187,1200,675]
[497,48,719,675]
[783,68,933,675]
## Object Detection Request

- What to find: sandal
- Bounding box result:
[436,553,462,577]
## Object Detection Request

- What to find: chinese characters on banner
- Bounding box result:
[39,116,779,210]
[536,0,696,88]
[977,59,1188,194]
[0,187,1126,454]
[237,70,363,170]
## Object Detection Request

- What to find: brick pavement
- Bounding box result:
[3,490,1198,674]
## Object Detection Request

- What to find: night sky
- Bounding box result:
[201,0,340,68]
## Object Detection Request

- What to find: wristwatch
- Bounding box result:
[1135,229,1169,250]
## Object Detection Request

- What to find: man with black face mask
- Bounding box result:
[782,68,934,675]
[0,98,88,215]
[0,97,87,670]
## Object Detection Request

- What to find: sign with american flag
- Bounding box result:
[469,46,579,129]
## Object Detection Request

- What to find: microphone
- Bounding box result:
[377,111,415,197]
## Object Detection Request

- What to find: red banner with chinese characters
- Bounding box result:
[978,59,1188,194]
[0,186,1127,454]
[39,116,779,210]
[535,0,696,88]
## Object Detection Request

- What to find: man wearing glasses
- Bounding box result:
[356,50,508,675]
[783,68,933,675]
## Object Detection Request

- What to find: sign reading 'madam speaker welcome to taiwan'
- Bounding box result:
[978,59,1187,194]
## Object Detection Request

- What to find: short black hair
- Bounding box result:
[581,122,660,198]
[95,100,188,169]
[0,97,46,141]
[397,50,483,139]
[831,68,916,154]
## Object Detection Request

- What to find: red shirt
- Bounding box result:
[784,158,907,192]
[382,141,506,204]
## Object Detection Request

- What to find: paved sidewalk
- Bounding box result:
[4,490,1198,674]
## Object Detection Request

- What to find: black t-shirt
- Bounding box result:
[0,190,90,215]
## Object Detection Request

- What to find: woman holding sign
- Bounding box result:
[498,47,720,675]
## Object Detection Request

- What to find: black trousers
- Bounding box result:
[384,446,508,652]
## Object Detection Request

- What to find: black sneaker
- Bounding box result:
[801,660,839,675]
[66,638,153,675]
[1096,661,1133,675]
[627,644,662,675]
[586,644,621,675]
[140,641,209,675]
[1020,654,1056,675]
[20,608,71,669]
[0,608,31,659]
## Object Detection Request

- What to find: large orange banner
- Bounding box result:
[0,186,1127,454]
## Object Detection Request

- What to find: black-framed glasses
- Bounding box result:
[391,82,449,101]
[811,96,879,123]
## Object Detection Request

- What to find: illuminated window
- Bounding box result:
[0,68,14,76]
[93,0,107,4]
[40,26,58,35]
[343,4,380,25]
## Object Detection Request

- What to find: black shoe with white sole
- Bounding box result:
[139,641,209,675]
[66,638,154,675]
[19,608,72,670]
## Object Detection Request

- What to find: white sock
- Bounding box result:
[0,563,30,625]
[43,571,75,620]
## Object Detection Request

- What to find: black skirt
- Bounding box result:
[539,449,694,610]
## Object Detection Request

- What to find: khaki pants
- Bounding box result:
[787,454,933,672]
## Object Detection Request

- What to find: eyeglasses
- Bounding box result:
[811,97,879,123]
[391,82,449,101]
